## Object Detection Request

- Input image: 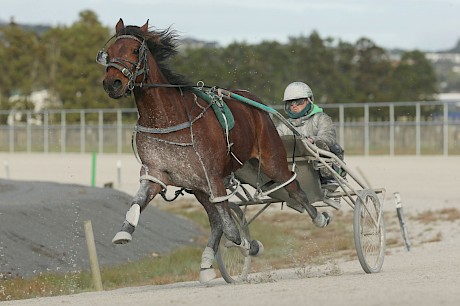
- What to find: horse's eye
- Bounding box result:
[134,48,140,55]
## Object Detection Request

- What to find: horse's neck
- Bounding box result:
[134,88,190,127]
[134,56,191,127]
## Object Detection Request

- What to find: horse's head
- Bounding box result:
[98,19,189,99]
[98,19,151,99]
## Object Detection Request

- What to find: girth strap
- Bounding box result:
[135,122,191,134]
[140,174,167,191]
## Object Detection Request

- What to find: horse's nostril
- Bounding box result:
[113,79,122,90]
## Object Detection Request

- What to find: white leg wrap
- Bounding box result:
[125,204,141,227]
[313,212,331,228]
[224,238,250,257]
[200,246,215,269]
[199,247,216,283]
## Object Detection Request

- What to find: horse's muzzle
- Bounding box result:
[103,78,127,99]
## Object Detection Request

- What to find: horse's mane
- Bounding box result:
[119,25,190,86]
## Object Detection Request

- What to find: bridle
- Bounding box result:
[96,34,150,91]
[96,34,195,93]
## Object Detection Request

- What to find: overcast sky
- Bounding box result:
[1,0,459,51]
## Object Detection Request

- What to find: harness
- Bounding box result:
[129,87,237,202]
[96,34,292,203]
[98,34,242,201]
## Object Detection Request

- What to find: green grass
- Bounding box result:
[0,246,203,301]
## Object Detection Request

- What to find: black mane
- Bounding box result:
[119,25,190,86]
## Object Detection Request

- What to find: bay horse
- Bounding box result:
[99,19,330,283]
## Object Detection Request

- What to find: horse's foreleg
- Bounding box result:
[112,179,162,244]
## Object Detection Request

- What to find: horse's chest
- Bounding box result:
[137,142,204,186]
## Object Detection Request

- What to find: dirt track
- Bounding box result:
[1,154,460,305]
[4,238,460,306]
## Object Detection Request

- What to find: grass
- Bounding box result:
[0,246,203,301]
[411,208,460,224]
[247,209,355,270]
[2,202,459,302]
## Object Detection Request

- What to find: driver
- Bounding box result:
[276,81,345,190]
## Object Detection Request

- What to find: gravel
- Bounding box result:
[0,179,201,278]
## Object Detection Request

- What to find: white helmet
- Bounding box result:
[283,82,314,102]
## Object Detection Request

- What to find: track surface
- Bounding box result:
[1,154,460,305]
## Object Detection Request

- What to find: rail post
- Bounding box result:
[443,102,449,156]
[83,220,103,291]
[394,192,411,251]
[4,161,10,179]
[117,160,122,188]
[91,152,97,187]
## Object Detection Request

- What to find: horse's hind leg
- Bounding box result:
[282,178,331,227]
[194,191,223,283]
[194,190,263,283]
[112,179,162,244]
[260,154,331,228]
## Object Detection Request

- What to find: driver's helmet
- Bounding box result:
[283,82,314,118]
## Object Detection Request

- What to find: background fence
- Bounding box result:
[1,100,460,155]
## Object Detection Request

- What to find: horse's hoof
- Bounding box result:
[199,268,216,283]
[112,231,132,244]
[224,238,250,257]
[313,212,332,228]
[249,240,264,256]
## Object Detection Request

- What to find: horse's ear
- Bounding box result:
[116,18,125,34]
[140,19,149,33]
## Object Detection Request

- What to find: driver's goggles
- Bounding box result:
[287,98,306,107]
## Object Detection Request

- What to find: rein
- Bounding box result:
[98,34,245,202]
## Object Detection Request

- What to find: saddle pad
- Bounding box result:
[192,88,235,130]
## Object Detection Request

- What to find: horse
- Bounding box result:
[99,18,331,283]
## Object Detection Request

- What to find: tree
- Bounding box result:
[42,10,129,110]
[252,41,290,103]
[0,16,441,116]
[392,50,438,101]
[0,22,45,110]
[331,41,359,103]
[172,45,227,87]
[353,38,393,102]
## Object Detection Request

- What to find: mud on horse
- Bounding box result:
[98,19,331,283]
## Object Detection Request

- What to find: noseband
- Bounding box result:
[97,35,149,91]
[97,34,196,92]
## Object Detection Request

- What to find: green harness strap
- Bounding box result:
[217,89,302,137]
[192,88,235,130]
[191,87,300,137]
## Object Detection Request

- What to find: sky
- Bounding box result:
[1,0,460,52]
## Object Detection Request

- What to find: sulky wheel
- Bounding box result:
[353,189,386,273]
[216,202,252,283]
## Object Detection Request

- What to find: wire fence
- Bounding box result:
[1,100,459,155]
